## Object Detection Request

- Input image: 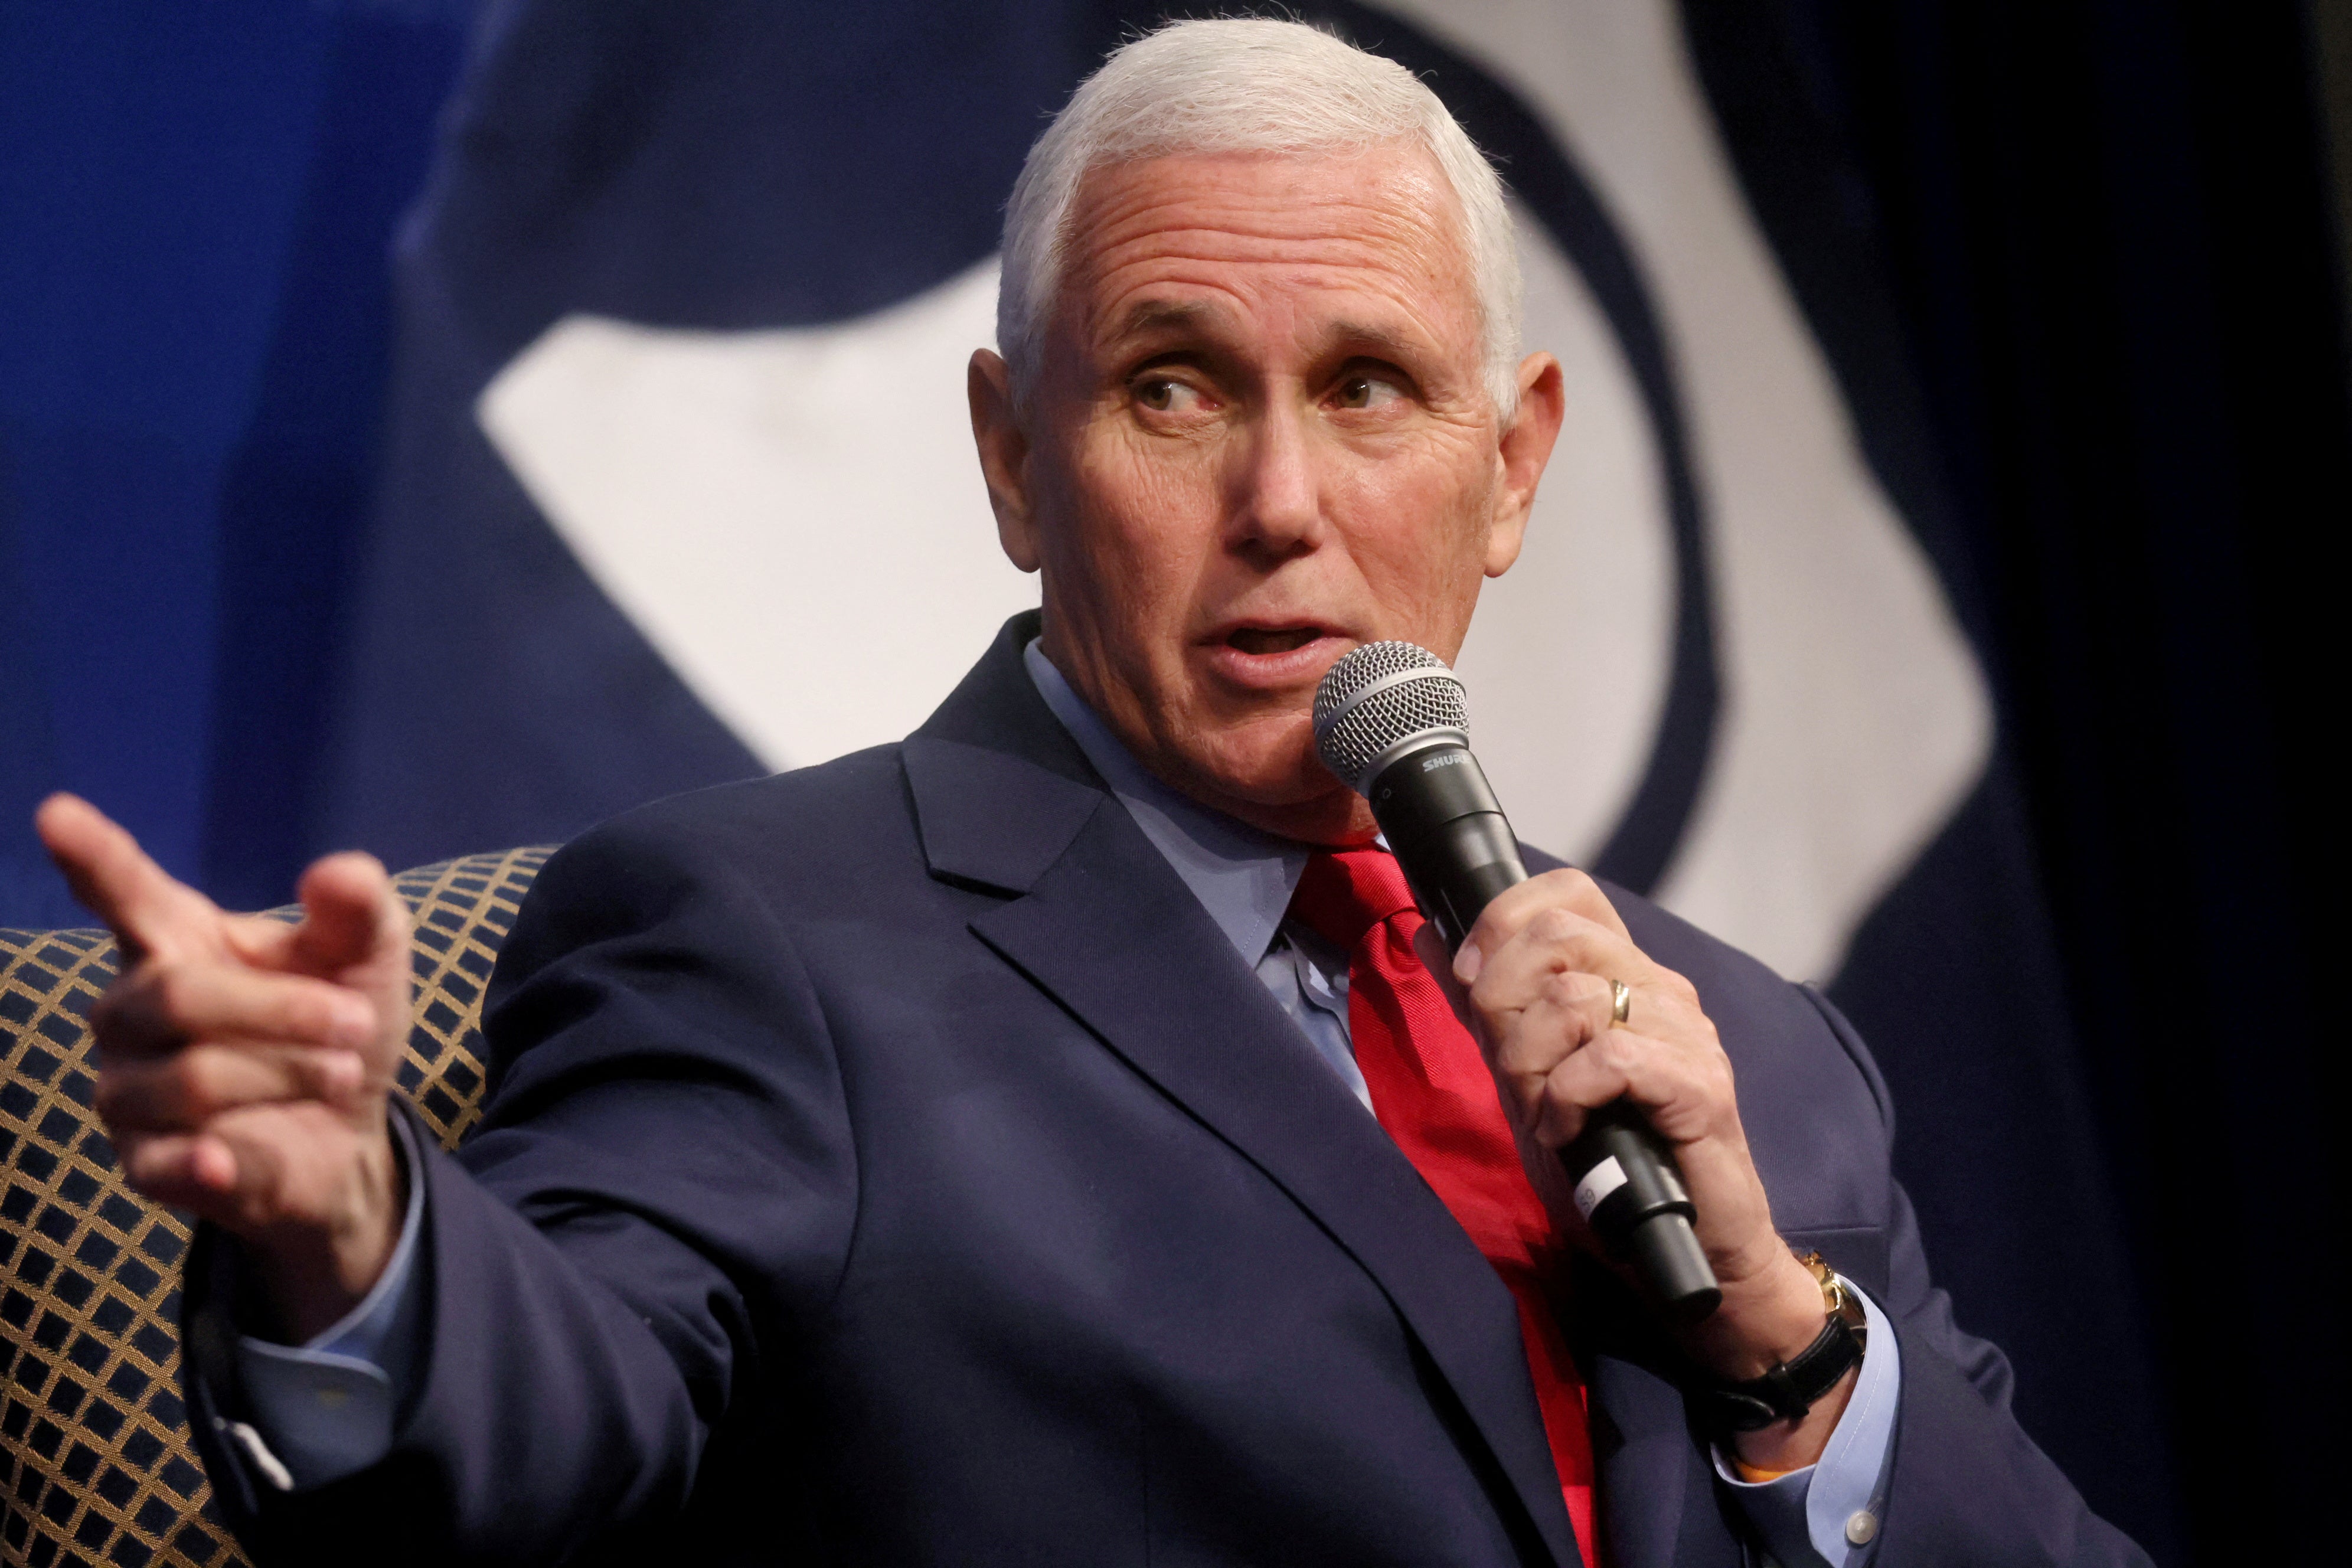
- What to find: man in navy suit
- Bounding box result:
[42,19,2145,1567]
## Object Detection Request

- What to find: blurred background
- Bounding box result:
[3,1,2346,1560]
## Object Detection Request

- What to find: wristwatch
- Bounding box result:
[1697,1250,1868,1434]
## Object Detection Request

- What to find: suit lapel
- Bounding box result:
[977,805,1585,1568]
[903,616,1583,1568]
[1589,1350,1695,1568]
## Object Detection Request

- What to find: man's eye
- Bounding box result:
[1335,374,1404,410]
[1135,377,1202,413]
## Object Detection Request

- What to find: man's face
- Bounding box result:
[972,143,1562,840]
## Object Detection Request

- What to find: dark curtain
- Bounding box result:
[1687,2,2350,1560]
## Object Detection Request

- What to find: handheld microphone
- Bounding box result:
[1312,641,1721,1324]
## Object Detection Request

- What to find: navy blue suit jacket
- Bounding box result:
[188,613,2146,1566]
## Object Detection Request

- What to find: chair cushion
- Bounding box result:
[1,847,550,1568]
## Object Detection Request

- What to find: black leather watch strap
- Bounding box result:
[1697,1251,1868,1435]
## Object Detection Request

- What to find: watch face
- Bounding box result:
[1795,1248,1867,1334]
[1838,1299,1867,1356]
[1825,1276,1867,1351]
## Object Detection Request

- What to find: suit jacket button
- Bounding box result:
[1845,1509,1879,1546]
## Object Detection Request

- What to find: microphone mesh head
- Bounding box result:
[1312,641,1469,792]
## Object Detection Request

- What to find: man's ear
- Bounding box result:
[1484,351,1566,578]
[969,348,1041,573]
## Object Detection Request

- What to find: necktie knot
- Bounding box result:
[1289,847,1419,952]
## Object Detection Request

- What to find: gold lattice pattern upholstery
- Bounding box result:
[1,847,551,1568]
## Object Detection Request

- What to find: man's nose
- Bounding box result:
[1225,398,1325,558]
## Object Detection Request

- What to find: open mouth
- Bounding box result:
[1224,626,1325,655]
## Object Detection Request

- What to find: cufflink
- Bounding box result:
[215,1415,294,1492]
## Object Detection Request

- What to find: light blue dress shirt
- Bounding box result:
[235,639,1898,1566]
[224,1110,426,1490]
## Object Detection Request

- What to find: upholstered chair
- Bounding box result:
[2,848,550,1568]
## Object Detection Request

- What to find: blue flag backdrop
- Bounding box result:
[12,2,2348,1560]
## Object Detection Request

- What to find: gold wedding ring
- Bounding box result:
[1609,978,1632,1028]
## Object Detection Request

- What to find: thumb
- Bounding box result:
[288,852,408,979]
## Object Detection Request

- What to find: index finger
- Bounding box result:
[1461,867,1631,966]
[34,793,214,962]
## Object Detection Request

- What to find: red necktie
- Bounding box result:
[1291,846,1600,1568]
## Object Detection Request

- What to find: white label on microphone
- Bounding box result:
[1573,1156,1628,1221]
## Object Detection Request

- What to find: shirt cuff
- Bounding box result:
[228,1111,429,1488]
[1711,1280,1900,1566]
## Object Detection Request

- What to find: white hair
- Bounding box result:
[997,17,1524,414]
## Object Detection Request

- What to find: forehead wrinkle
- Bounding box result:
[1084,203,1455,277]
[1070,149,1464,274]
[1056,149,1483,383]
[1115,298,1224,339]
[1093,279,1450,374]
[1087,290,1244,366]
[1317,319,1421,361]
[1086,239,1467,337]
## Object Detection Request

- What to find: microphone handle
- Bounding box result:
[1368,742,1723,1325]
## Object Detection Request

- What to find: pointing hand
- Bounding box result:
[36,794,411,1342]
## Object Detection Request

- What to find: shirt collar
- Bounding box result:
[1024,639,1306,967]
